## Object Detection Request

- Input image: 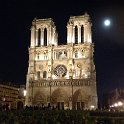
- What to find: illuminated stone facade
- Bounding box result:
[0,83,18,109]
[25,13,97,110]
[0,83,25,109]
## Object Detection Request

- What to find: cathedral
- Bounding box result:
[25,12,98,110]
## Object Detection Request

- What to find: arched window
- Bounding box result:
[38,29,41,46]
[37,71,40,80]
[75,26,78,44]
[81,25,84,43]
[44,54,48,60]
[44,28,47,46]
[37,55,40,60]
[43,71,47,78]
[58,51,62,59]
[75,51,78,58]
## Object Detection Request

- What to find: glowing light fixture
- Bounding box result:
[118,101,123,106]
[114,103,118,107]
[90,105,95,109]
[23,90,27,96]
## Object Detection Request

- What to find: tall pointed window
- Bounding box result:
[44,28,47,46]
[38,29,41,46]
[37,71,40,80]
[81,25,84,43]
[75,26,78,44]
[75,51,78,58]
[43,71,47,78]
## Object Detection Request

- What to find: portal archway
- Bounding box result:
[73,89,88,110]
[33,92,46,106]
[51,88,68,109]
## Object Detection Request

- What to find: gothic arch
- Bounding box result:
[51,88,68,104]
[73,89,88,102]
[81,25,84,43]
[38,28,41,46]
[44,28,47,46]
[75,25,78,44]
[43,71,47,78]
[73,89,89,109]
[33,91,46,106]
[37,71,40,80]
[74,50,78,58]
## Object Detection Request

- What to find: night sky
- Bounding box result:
[0,0,124,102]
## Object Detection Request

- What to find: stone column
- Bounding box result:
[67,25,72,44]
[48,26,52,45]
[72,26,75,43]
[87,23,92,43]
[67,25,70,44]
[41,28,44,46]
[70,25,73,43]
[52,27,55,45]
[47,28,49,46]
[78,25,81,44]
[55,31,58,46]
[48,47,52,78]
[54,51,56,60]
[84,24,88,43]
[30,26,35,47]
[35,29,38,46]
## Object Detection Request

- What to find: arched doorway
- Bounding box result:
[51,88,68,110]
[73,89,88,110]
[33,92,46,106]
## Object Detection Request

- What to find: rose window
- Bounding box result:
[54,65,67,77]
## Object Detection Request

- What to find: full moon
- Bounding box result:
[104,19,111,26]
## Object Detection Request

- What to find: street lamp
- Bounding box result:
[118,101,123,106]
[23,90,27,97]
[90,105,95,109]
[114,103,118,107]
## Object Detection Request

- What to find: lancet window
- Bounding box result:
[81,25,84,43]
[37,71,40,80]
[38,29,41,46]
[44,28,47,46]
[43,71,47,78]
[75,26,78,44]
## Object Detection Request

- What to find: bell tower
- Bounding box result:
[30,18,58,48]
[67,12,92,44]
